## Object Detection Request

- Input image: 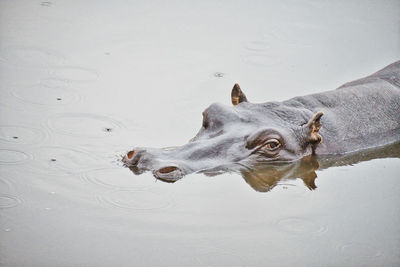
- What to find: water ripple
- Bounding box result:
[0,175,14,193]
[243,40,272,52]
[11,84,81,106]
[27,146,101,176]
[52,66,99,83]
[81,168,153,190]
[0,149,32,165]
[0,125,47,145]
[276,217,328,235]
[0,194,22,209]
[241,54,281,68]
[0,45,65,68]
[335,242,383,259]
[97,190,172,211]
[47,113,125,138]
[241,40,282,68]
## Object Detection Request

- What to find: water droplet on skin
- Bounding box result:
[45,207,51,210]
[4,228,10,232]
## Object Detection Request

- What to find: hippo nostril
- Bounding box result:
[123,150,138,165]
[127,150,135,159]
[153,166,184,182]
[158,166,178,174]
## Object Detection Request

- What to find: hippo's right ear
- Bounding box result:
[305,111,324,145]
[231,83,248,106]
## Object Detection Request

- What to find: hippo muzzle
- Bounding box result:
[122,132,252,181]
[123,148,186,181]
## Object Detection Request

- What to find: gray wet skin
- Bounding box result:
[123,61,400,180]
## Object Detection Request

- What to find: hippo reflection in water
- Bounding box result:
[239,142,400,192]
[123,61,400,185]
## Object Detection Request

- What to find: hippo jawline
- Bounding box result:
[123,61,400,182]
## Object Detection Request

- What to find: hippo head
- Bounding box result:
[123,84,323,182]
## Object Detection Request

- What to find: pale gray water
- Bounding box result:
[0,0,399,266]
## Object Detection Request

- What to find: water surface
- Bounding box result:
[0,0,399,266]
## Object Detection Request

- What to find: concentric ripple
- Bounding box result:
[28,146,101,176]
[276,217,327,235]
[0,149,31,165]
[0,125,47,145]
[0,45,65,68]
[48,113,124,138]
[241,40,281,68]
[0,175,14,193]
[241,54,281,68]
[11,84,80,106]
[52,66,99,82]
[0,194,22,209]
[97,190,172,211]
[243,40,272,52]
[81,168,153,190]
[335,242,382,259]
[0,175,21,209]
[39,77,73,87]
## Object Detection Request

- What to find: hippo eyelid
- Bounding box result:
[245,129,283,150]
[263,139,281,151]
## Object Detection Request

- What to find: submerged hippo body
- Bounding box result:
[123,61,400,181]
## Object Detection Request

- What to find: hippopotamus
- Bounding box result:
[123,61,400,182]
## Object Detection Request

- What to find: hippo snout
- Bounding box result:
[123,149,185,182]
[122,149,151,166]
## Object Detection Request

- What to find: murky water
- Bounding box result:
[1,0,399,266]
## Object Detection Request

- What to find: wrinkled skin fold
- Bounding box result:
[123,61,400,182]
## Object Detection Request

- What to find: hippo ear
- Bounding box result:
[231,83,248,106]
[306,111,324,145]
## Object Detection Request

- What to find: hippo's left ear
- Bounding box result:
[305,111,324,145]
[231,83,248,106]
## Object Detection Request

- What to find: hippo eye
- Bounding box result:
[263,139,281,151]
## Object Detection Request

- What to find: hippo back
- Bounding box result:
[284,61,400,154]
[339,61,400,88]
